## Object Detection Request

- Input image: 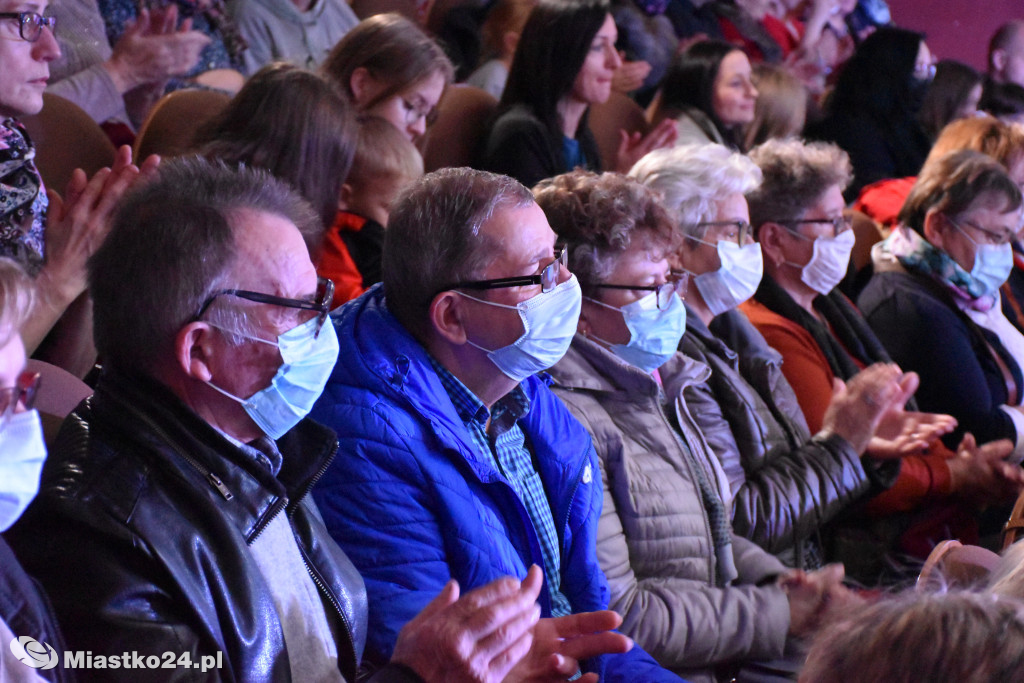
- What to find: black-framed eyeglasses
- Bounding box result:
[0,371,40,426]
[945,214,1016,247]
[0,11,56,42]
[593,274,688,310]
[193,277,335,338]
[448,249,567,295]
[694,220,752,246]
[781,215,852,239]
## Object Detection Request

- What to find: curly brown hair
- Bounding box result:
[533,170,677,295]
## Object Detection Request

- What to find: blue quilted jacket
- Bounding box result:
[311,286,683,682]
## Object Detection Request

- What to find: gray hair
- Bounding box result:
[89,156,321,376]
[383,167,535,334]
[628,144,762,239]
[801,591,1024,683]
[746,139,852,231]
[0,258,34,348]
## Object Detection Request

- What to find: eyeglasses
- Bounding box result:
[194,277,335,338]
[0,11,56,42]
[694,220,752,246]
[0,371,40,426]
[946,214,1015,246]
[593,274,688,310]
[401,96,437,127]
[781,215,852,239]
[449,249,567,295]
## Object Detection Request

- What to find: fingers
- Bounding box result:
[558,630,633,661]
[140,154,162,177]
[414,579,462,622]
[549,609,622,639]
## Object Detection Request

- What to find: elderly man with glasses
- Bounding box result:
[7,158,578,683]
[309,167,683,682]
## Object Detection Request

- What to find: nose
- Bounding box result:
[747,82,758,100]
[32,25,60,62]
[409,114,427,140]
[608,46,623,70]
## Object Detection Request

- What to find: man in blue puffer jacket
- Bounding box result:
[311,167,684,682]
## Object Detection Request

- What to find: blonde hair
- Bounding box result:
[0,258,35,347]
[348,116,424,188]
[742,63,808,151]
[924,115,1024,171]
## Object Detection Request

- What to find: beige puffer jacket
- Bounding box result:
[548,335,792,682]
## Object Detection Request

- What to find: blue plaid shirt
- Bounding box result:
[430,358,573,617]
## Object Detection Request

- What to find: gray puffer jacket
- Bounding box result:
[549,335,791,682]
[682,309,870,568]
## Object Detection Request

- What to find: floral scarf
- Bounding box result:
[883,225,996,311]
[0,119,46,275]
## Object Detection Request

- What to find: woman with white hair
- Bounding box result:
[629,143,947,570]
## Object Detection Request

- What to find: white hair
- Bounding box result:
[628,143,762,237]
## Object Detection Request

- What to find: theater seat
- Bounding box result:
[133,89,232,161]
[20,93,116,193]
[588,91,648,173]
[420,84,497,172]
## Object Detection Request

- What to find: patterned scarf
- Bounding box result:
[883,226,997,312]
[0,119,47,275]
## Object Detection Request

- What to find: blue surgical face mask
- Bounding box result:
[0,409,47,532]
[951,220,1014,296]
[206,315,340,439]
[691,240,764,316]
[588,288,686,373]
[456,274,583,382]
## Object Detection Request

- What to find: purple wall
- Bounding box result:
[888,0,1021,72]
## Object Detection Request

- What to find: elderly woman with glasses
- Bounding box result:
[860,149,1024,469]
[628,143,938,572]
[536,169,862,682]
[743,139,1024,584]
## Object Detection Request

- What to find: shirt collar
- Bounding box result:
[428,357,531,430]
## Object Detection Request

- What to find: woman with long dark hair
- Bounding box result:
[650,40,758,151]
[480,0,675,188]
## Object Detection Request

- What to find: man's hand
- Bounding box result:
[503,609,632,683]
[390,567,543,683]
[105,6,210,93]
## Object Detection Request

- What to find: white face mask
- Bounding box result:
[785,229,855,295]
[691,240,764,316]
[0,409,47,532]
[457,274,583,382]
[587,288,687,373]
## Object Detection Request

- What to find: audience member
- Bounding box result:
[742,62,807,150]
[805,27,934,200]
[744,139,1024,583]
[231,0,359,74]
[651,40,757,150]
[0,258,70,683]
[7,157,564,683]
[197,63,357,235]
[918,59,984,142]
[629,144,951,570]
[2,0,148,375]
[480,0,676,188]
[988,19,1024,90]
[309,166,682,681]
[466,0,536,99]
[707,0,785,63]
[859,150,1024,465]
[609,0,680,103]
[320,116,423,307]
[800,591,1024,683]
[48,1,211,129]
[321,13,453,144]
[535,168,862,680]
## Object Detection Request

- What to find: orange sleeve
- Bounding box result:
[739,300,836,433]
[862,450,953,516]
[317,213,367,308]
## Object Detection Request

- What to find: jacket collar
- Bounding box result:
[331,286,588,487]
[90,369,338,539]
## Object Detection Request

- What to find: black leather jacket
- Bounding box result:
[7,370,417,683]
